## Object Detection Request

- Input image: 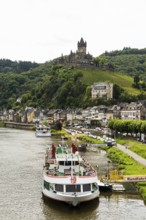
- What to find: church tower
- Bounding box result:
[77,38,87,56]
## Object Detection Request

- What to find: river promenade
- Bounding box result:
[117,143,146,166]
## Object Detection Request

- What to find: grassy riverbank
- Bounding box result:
[77,135,103,144]
[107,147,146,203]
[116,138,146,159]
[0,121,4,127]
[51,129,67,135]
[107,147,146,174]
[113,138,146,203]
[78,134,146,203]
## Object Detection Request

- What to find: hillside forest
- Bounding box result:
[1,47,146,110]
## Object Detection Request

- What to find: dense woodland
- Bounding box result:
[1,48,146,110]
[0,59,39,74]
[100,47,146,84]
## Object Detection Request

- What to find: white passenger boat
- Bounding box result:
[42,143,100,206]
[35,124,51,137]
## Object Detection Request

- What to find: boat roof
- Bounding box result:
[56,152,82,162]
[56,146,67,154]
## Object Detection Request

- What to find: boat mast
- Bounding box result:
[71,147,74,180]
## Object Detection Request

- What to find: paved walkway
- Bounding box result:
[117,144,146,166]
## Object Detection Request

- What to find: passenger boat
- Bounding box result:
[35,124,51,137]
[42,143,100,206]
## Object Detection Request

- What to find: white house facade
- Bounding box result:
[91,82,113,100]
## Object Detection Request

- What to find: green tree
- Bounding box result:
[133,75,140,88]
[93,57,100,67]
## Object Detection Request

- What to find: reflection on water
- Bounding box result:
[43,197,99,220]
[0,128,146,220]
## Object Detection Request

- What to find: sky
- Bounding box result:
[0,0,146,63]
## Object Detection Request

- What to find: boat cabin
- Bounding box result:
[56,152,82,174]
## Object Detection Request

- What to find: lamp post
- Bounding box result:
[107,160,111,180]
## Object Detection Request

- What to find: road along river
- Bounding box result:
[0,128,146,220]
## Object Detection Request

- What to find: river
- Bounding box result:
[0,127,146,220]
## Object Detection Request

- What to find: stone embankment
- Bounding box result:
[4,121,35,130]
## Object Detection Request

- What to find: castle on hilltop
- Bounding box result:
[53,38,93,67]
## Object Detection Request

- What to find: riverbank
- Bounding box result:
[108,146,146,203]
[4,121,35,130]
[78,134,146,203]
[0,121,4,127]
[116,138,146,160]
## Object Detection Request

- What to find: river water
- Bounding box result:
[0,127,146,220]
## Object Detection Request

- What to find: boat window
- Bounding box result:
[74,161,79,165]
[59,161,64,165]
[55,184,64,192]
[44,181,50,190]
[66,185,81,192]
[92,183,98,190]
[65,161,71,166]
[83,184,91,192]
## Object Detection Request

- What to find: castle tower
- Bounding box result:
[77,38,87,56]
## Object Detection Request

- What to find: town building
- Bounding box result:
[91,82,113,100]
[120,102,146,120]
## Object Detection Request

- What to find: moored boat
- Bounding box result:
[112,183,125,192]
[77,144,87,152]
[97,180,113,192]
[35,124,51,137]
[42,143,100,206]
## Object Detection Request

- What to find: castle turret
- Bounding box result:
[77,38,86,56]
[53,38,92,67]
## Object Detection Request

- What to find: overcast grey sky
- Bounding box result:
[0,0,146,63]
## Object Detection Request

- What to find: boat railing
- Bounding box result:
[80,158,96,176]
[46,168,57,176]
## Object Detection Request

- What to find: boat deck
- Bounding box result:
[45,150,96,177]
